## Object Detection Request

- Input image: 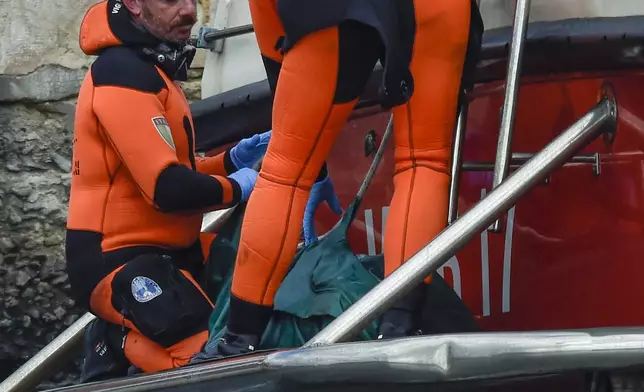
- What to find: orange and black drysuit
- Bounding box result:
[66,0,244,376]
[212,0,484,351]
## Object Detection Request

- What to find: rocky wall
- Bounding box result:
[0,0,208,389]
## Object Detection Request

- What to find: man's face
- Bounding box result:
[125,0,197,44]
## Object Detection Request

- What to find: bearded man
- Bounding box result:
[67,0,267,380]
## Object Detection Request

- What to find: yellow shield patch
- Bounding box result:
[151,116,176,151]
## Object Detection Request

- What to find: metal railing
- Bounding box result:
[489,0,532,233]
[463,152,602,176]
[274,327,644,384]
[0,313,96,392]
[447,97,470,224]
[41,327,644,392]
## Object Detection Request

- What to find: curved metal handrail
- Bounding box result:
[44,327,644,392]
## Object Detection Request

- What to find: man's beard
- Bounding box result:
[140,6,195,44]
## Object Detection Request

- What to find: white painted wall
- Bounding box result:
[200,0,267,98]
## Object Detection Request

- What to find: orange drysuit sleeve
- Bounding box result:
[92,86,241,213]
[195,150,237,176]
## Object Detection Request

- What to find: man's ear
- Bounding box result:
[123,0,142,16]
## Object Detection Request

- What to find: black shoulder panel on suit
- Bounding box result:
[91,46,166,93]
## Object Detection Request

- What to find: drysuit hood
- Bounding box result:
[79,0,196,81]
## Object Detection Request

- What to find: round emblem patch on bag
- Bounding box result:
[131,276,163,303]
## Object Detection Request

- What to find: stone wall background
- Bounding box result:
[0,0,207,389]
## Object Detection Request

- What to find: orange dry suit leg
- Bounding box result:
[377,0,478,338]
[227,19,384,334]
[385,0,473,276]
[89,254,213,373]
[248,0,333,189]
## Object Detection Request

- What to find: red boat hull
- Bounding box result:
[309,70,644,332]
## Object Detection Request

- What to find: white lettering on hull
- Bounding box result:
[363,188,516,316]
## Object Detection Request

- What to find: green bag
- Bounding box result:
[203,199,384,352]
[264,200,385,347]
[201,197,479,353]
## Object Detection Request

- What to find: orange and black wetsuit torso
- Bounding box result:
[66,0,243,374]
[66,0,241,306]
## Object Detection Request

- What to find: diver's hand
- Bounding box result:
[229,130,271,170]
[228,168,258,202]
[302,173,343,246]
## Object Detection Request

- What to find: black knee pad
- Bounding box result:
[80,318,129,383]
[111,254,212,347]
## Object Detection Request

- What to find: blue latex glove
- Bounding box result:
[302,173,343,246]
[228,168,258,202]
[229,130,272,170]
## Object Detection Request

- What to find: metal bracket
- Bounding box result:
[600,82,618,145]
[195,26,224,52]
[463,153,602,177]
[193,24,255,52]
